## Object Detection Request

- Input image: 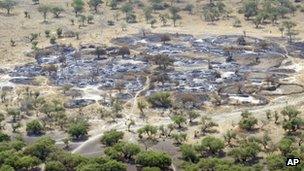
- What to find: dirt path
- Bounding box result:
[212,93,304,124]
[72,76,150,154]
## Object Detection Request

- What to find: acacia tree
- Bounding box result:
[38,5,51,22]
[0,0,18,15]
[137,100,147,118]
[51,6,64,18]
[72,0,84,16]
[282,21,297,43]
[89,0,103,13]
[169,6,181,27]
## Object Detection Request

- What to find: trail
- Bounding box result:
[130,76,150,117]
[72,76,150,154]
[212,93,304,124]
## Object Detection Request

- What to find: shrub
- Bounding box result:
[101,130,124,146]
[147,92,172,108]
[136,151,172,168]
[26,120,44,135]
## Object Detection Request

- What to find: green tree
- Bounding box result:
[169,6,181,27]
[26,119,44,135]
[72,0,84,16]
[0,165,14,171]
[223,129,237,147]
[278,137,293,156]
[45,161,66,171]
[89,0,103,13]
[266,154,285,170]
[137,100,147,118]
[147,92,172,108]
[238,111,258,131]
[136,151,172,168]
[187,110,200,124]
[172,115,186,129]
[243,0,258,19]
[101,129,124,146]
[198,136,224,156]
[7,107,20,123]
[16,156,41,170]
[137,125,158,139]
[32,0,39,5]
[282,21,297,43]
[0,132,10,142]
[0,0,18,14]
[171,132,187,145]
[67,120,89,140]
[38,5,51,22]
[228,139,261,163]
[51,6,64,18]
[180,144,198,163]
[109,0,117,10]
[200,116,218,135]
[121,3,133,21]
[143,6,153,23]
[24,136,56,161]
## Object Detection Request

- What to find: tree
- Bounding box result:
[101,129,124,146]
[198,136,224,156]
[32,0,39,5]
[228,139,261,163]
[253,13,264,28]
[0,132,10,142]
[67,120,89,140]
[137,125,158,139]
[223,129,237,147]
[109,0,117,10]
[38,5,51,22]
[238,111,258,131]
[171,115,186,129]
[278,137,293,156]
[106,142,141,160]
[282,21,297,43]
[185,4,194,15]
[147,92,172,108]
[0,165,14,171]
[281,106,300,120]
[169,6,181,27]
[7,107,20,123]
[26,120,44,136]
[72,0,84,16]
[266,154,285,170]
[180,144,198,163]
[0,0,18,15]
[243,0,258,20]
[136,151,172,168]
[121,3,133,19]
[171,132,187,145]
[89,0,103,13]
[137,100,147,118]
[24,136,56,161]
[45,161,66,171]
[143,6,153,23]
[200,116,218,135]
[187,110,200,124]
[16,156,41,170]
[51,6,64,18]
[159,13,169,26]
